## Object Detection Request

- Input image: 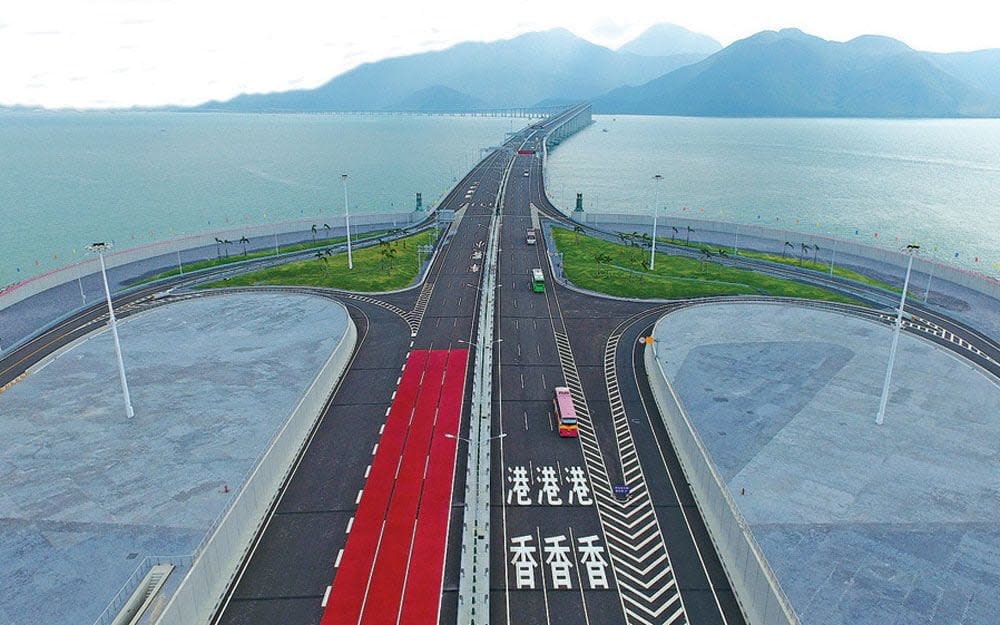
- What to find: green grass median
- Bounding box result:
[199,229,437,292]
[553,227,859,303]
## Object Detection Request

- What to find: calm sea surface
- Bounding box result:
[2,113,998,287]
[547,115,1000,276]
[0,112,512,286]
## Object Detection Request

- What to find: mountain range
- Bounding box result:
[598,29,1000,117]
[197,25,1000,118]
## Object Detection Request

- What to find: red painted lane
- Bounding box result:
[399,349,468,625]
[320,350,429,625]
[359,350,449,624]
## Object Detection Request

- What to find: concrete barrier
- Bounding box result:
[644,326,798,625]
[151,301,357,625]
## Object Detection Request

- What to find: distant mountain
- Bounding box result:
[925,49,1000,98]
[395,85,487,112]
[597,29,1000,117]
[197,29,709,112]
[618,23,722,57]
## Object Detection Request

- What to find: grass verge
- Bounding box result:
[139,229,391,284]
[554,228,860,304]
[199,229,437,292]
[622,232,896,292]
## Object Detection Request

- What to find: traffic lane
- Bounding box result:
[495,506,624,625]
[625,320,746,625]
[416,316,476,350]
[217,597,323,625]
[275,308,410,513]
[215,303,410,625]
[227,510,352,604]
[497,317,559,367]
[498,283,549,318]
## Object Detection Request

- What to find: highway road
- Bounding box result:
[489,135,744,625]
[2,103,996,625]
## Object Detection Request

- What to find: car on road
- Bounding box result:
[526,229,536,245]
[523,169,529,176]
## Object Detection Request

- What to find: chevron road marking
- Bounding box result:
[551,329,687,625]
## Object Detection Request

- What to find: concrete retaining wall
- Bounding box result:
[644,333,798,625]
[152,303,357,625]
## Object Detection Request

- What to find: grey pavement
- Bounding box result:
[653,303,1000,625]
[0,292,349,625]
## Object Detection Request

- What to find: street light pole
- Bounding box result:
[649,174,662,271]
[341,173,354,270]
[876,244,919,425]
[87,242,135,419]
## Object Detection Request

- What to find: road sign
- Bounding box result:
[612,484,631,500]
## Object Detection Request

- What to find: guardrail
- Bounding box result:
[456,148,513,625]
[644,314,798,625]
[143,303,357,625]
[91,555,193,625]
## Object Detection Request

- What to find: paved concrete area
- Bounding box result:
[0,292,349,625]
[653,303,1000,625]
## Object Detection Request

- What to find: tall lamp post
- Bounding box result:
[341,173,354,270]
[87,242,135,419]
[649,174,663,271]
[876,243,919,425]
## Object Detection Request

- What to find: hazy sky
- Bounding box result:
[3,0,999,109]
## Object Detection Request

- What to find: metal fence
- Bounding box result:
[644,325,798,625]
[147,308,357,625]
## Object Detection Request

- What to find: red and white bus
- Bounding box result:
[553,386,578,438]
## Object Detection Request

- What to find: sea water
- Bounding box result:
[0,112,513,286]
[546,115,1000,276]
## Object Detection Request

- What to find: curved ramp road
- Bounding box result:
[3,104,994,625]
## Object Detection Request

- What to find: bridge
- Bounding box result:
[2,102,997,625]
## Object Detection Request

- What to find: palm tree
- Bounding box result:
[239,236,250,256]
[213,237,223,260]
[617,232,629,247]
[323,224,331,241]
[799,243,810,266]
[686,226,694,244]
[381,245,397,269]
[671,226,678,241]
[315,250,327,265]
[639,232,652,249]
[812,243,820,265]
[700,248,713,271]
[222,239,231,258]
[573,224,584,243]
[782,241,793,258]
[311,224,317,242]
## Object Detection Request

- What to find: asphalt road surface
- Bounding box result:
[3,104,995,625]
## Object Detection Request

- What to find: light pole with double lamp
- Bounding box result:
[341,173,354,270]
[87,242,135,419]
[876,243,920,425]
[649,174,663,270]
